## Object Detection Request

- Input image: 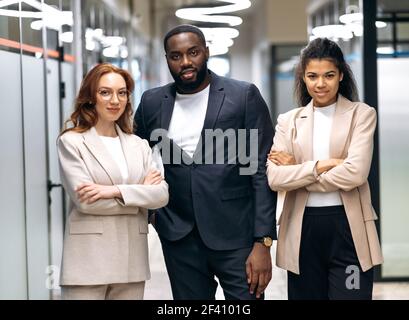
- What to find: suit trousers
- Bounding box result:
[287,206,374,300]
[61,282,145,300]
[160,226,260,300]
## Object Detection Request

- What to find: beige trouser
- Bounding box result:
[61,282,145,300]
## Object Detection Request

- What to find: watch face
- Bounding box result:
[263,237,273,247]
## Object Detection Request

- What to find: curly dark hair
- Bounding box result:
[294,38,359,107]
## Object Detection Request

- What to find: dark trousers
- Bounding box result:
[288,206,374,300]
[160,227,260,300]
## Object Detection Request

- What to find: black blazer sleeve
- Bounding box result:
[245,84,277,239]
[134,92,149,141]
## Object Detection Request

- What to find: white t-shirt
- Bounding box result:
[306,103,343,207]
[167,85,210,158]
[99,136,129,183]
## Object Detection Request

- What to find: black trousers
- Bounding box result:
[288,206,374,300]
[160,227,260,300]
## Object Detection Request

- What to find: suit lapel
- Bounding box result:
[160,84,177,130]
[82,127,123,185]
[294,101,314,162]
[193,72,225,161]
[330,95,355,158]
[201,72,225,132]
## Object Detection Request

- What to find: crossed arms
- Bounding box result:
[266,107,377,193]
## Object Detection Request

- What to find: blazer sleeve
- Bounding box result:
[116,139,169,210]
[266,113,318,192]
[305,106,377,192]
[58,134,136,215]
[245,84,277,239]
[134,92,149,141]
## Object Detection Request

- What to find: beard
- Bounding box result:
[170,63,208,93]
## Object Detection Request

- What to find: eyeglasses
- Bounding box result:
[97,88,129,101]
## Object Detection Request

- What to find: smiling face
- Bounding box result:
[95,72,128,125]
[165,32,210,93]
[303,58,344,107]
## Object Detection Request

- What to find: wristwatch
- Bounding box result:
[254,236,273,248]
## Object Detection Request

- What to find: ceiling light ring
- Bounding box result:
[175,0,251,56]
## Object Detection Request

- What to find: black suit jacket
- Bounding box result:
[135,71,277,250]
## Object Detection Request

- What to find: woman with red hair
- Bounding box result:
[58,63,168,300]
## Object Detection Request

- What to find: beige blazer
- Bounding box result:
[267,95,383,275]
[57,125,169,285]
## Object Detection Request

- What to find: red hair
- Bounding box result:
[61,63,135,136]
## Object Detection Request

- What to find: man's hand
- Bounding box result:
[143,170,163,185]
[76,183,121,204]
[245,243,272,299]
[268,151,296,166]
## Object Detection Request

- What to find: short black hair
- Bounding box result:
[164,24,207,52]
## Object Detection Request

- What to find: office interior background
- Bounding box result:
[0,0,408,299]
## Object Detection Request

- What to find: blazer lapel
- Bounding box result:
[193,72,225,161]
[82,127,123,185]
[201,72,225,132]
[161,84,177,130]
[294,101,314,162]
[330,95,355,158]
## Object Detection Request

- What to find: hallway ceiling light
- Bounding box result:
[60,31,73,43]
[101,36,125,47]
[376,21,387,29]
[0,0,41,18]
[312,25,353,41]
[0,0,72,31]
[339,12,363,37]
[86,28,127,58]
[175,1,251,56]
[377,47,394,55]
[339,12,388,36]
[201,27,239,40]
[30,11,73,31]
[102,45,128,59]
[339,12,363,25]
[175,0,251,27]
[345,23,363,37]
[86,28,102,51]
[207,37,234,56]
[200,27,237,56]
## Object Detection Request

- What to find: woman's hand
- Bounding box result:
[268,151,296,166]
[316,159,344,175]
[143,170,163,185]
[76,183,121,204]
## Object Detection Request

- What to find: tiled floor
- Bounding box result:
[145,226,409,300]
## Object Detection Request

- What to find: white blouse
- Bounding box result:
[306,103,343,207]
[99,136,129,183]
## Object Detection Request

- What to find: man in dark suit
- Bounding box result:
[134,25,277,300]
